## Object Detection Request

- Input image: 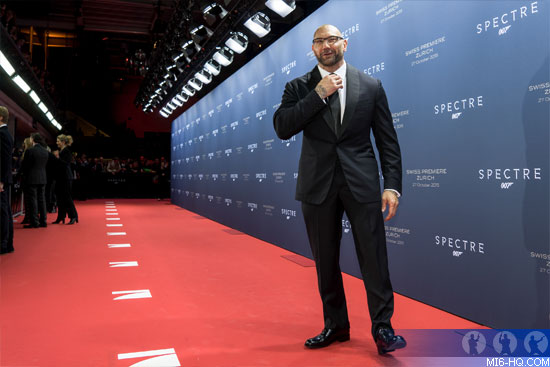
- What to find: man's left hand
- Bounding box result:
[381,190,399,221]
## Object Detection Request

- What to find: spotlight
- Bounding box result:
[52,119,62,130]
[176,93,189,103]
[160,110,169,118]
[202,3,228,27]
[38,102,48,113]
[29,90,41,104]
[265,0,296,17]
[182,85,196,96]
[190,24,213,46]
[46,111,54,121]
[225,32,248,54]
[172,96,183,107]
[188,78,203,91]
[244,12,271,38]
[195,69,212,84]
[12,75,31,93]
[204,59,221,76]
[0,51,15,76]
[213,46,234,66]
[181,40,200,62]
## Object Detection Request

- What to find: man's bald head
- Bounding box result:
[313,24,343,39]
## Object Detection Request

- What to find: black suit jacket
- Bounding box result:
[57,147,74,180]
[21,145,49,185]
[273,64,402,204]
[0,125,13,185]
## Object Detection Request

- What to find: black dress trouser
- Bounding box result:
[55,179,77,220]
[301,163,394,339]
[26,184,47,226]
[0,186,14,252]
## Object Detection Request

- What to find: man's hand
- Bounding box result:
[381,190,399,221]
[315,74,343,100]
[0,182,3,192]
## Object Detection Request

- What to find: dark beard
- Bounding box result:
[316,50,343,67]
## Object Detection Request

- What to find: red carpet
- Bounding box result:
[0,199,484,366]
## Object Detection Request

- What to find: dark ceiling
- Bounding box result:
[2,0,326,135]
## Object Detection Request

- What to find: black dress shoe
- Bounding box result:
[305,328,350,349]
[23,224,39,228]
[67,217,78,225]
[375,327,406,355]
[52,218,65,224]
[39,223,47,228]
[0,248,14,254]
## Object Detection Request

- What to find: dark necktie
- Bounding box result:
[328,90,341,135]
[327,72,341,135]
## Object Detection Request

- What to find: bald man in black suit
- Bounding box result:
[273,25,406,354]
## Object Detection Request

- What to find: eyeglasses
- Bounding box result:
[312,36,343,46]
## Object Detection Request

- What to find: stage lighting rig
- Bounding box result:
[244,12,271,38]
[225,32,248,54]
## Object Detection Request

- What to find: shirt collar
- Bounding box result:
[317,61,346,80]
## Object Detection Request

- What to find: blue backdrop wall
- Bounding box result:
[170,0,550,329]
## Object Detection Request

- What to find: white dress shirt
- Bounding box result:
[318,62,346,123]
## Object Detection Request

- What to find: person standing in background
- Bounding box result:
[0,106,14,254]
[20,136,33,224]
[20,133,49,228]
[52,134,78,225]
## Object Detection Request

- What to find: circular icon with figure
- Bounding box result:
[493,331,517,355]
[462,331,486,355]
[524,331,548,355]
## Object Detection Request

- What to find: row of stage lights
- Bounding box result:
[140,0,297,119]
[0,49,62,130]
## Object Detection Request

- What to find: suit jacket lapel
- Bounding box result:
[340,65,360,137]
[307,66,337,135]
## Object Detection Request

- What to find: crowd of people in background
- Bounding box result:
[11,146,170,204]
[15,133,78,228]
